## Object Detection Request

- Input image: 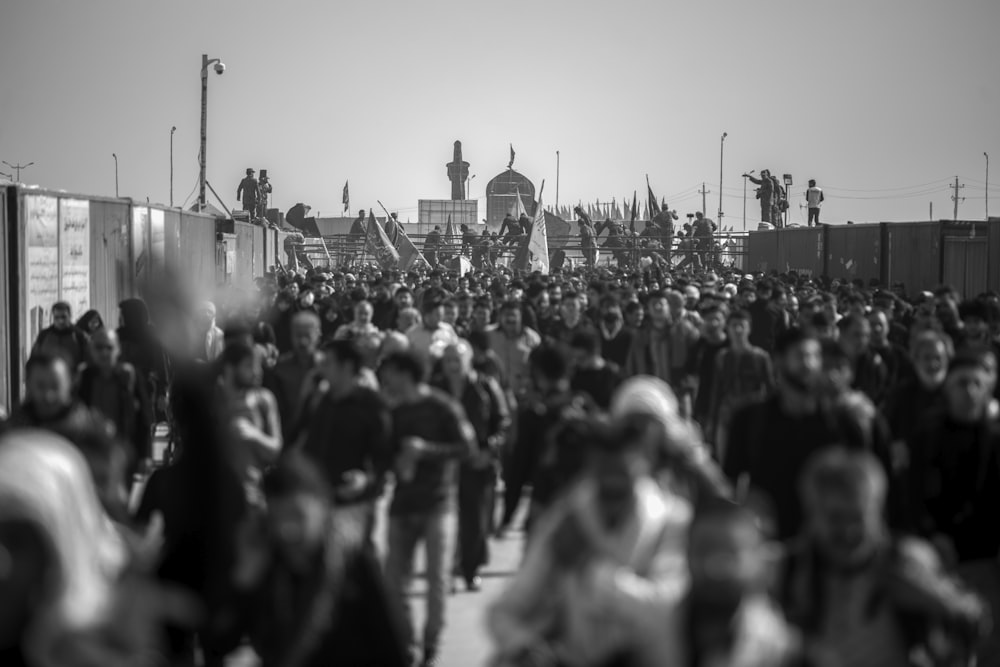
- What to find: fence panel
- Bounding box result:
[775,227,824,277]
[89,199,132,329]
[746,230,779,273]
[884,222,941,296]
[826,224,882,285]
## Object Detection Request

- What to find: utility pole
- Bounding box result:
[555,150,560,210]
[699,182,711,216]
[985,152,990,219]
[951,176,965,221]
[170,126,177,207]
[2,160,34,182]
[930,202,934,221]
[718,132,727,228]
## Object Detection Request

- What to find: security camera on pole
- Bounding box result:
[198,54,226,212]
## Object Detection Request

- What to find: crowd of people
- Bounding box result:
[2,256,1000,667]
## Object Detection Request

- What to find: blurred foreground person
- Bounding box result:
[231,452,410,667]
[609,375,731,505]
[432,341,510,591]
[0,431,198,667]
[488,416,692,667]
[135,366,250,667]
[220,342,282,506]
[380,350,476,667]
[499,346,594,537]
[781,447,988,667]
[724,330,844,540]
[908,350,1000,565]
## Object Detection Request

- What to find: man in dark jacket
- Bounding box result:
[6,352,126,518]
[909,351,1000,564]
[234,452,411,667]
[293,340,393,549]
[77,328,153,478]
[747,280,789,354]
[31,301,90,372]
[117,298,169,420]
[264,311,324,443]
[723,329,845,540]
[499,346,595,536]
[426,226,444,267]
[379,350,475,667]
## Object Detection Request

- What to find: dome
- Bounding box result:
[486,169,535,198]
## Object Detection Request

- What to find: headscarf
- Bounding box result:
[0,430,127,662]
[610,376,731,501]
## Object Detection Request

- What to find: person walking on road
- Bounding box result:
[379,350,476,667]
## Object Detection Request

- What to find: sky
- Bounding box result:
[2,0,999,228]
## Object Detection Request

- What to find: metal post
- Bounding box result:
[718,132,727,227]
[112,153,118,197]
[199,54,208,212]
[986,152,990,219]
[556,150,560,210]
[743,173,748,231]
[170,126,176,206]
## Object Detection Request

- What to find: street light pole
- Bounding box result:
[2,160,34,182]
[112,153,118,197]
[743,169,755,232]
[718,132,727,227]
[556,150,560,210]
[170,126,177,207]
[986,152,990,220]
[199,54,225,212]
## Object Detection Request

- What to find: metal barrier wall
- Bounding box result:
[0,187,9,411]
[746,221,999,296]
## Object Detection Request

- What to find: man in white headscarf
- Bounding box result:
[489,377,707,667]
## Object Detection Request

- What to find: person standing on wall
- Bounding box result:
[806,179,824,226]
[236,168,259,216]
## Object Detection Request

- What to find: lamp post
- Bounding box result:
[112,153,118,197]
[742,169,754,231]
[556,150,560,210]
[986,152,990,220]
[466,174,476,200]
[170,126,177,207]
[718,132,727,227]
[2,160,34,182]
[199,54,226,212]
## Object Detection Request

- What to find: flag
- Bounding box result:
[630,191,638,233]
[444,214,457,248]
[342,181,349,213]
[647,179,661,219]
[513,191,549,273]
[512,189,529,219]
[507,144,515,170]
[364,209,400,269]
[396,227,427,270]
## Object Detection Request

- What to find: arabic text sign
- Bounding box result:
[60,199,90,317]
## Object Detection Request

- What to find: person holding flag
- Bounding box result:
[513,187,550,274]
